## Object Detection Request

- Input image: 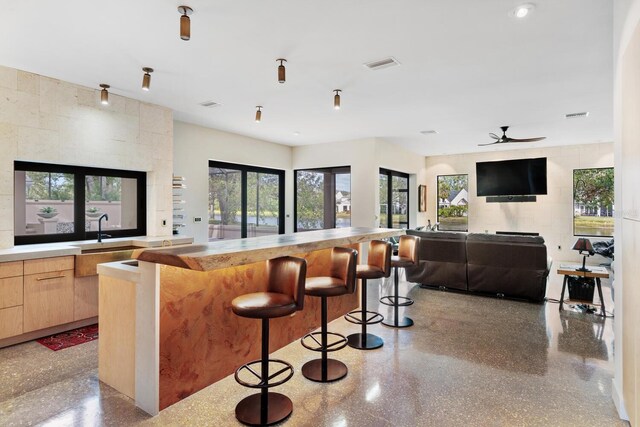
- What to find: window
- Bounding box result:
[437,174,468,231]
[379,169,409,229]
[573,168,614,237]
[295,167,351,231]
[14,162,146,245]
[209,161,284,240]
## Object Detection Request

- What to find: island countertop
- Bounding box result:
[135,227,403,271]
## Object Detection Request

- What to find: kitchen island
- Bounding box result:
[97,227,402,415]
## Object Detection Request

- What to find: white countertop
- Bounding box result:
[0,235,194,263]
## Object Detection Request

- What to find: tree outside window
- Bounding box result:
[573,168,614,237]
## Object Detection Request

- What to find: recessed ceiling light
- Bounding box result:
[420,130,438,135]
[363,57,401,71]
[293,131,300,136]
[511,3,535,19]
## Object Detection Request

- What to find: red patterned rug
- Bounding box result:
[36,324,99,351]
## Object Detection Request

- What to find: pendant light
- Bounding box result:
[99,84,110,105]
[178,6,193,41]
[142,67,154,91]
[255,106,262,123]
[277,59,287,83]
[334,89,342,110]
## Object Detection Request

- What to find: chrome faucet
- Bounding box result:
[98,213,111,242]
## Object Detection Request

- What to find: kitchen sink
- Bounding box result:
[80,245,143,254]
[75,246,146,277]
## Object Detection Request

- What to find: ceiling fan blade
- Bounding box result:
[508,137,547,142]
[478,141,499,146]
[489,133,500,140]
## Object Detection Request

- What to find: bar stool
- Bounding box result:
[381,234,419,328]
[232,256,307,426]
[301,247,357,382]
[345,240,392,350]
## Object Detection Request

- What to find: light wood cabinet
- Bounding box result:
[23,268,74,333]
[0,306,23,340]
[0,260,23,278]
[0,276,23,309]
[74,275,99,320]
[24,256,74,276]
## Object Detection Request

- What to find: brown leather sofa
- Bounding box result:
[405,231,551,303]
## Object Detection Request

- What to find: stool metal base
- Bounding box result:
[379,295,414,307]
[382,316,414,328]
[235,392,292,426]
[302,358,348,382]
[346,332,384,350]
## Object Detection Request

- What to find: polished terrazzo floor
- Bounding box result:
[0,269,627,426]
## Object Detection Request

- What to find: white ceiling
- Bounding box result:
[0,0,613,156]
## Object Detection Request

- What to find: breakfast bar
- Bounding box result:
[97,227,402,415]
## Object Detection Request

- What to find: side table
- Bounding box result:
[557,265,609,316]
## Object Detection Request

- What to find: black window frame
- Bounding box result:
[14,161,147,245]
[294,166,351,232]
[379,168,410,229]
[436,174,469,232]
[208,160,285,238]
[572,167,614,238]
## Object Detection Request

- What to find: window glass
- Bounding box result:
[14,162,146,245]
[437,175,468,231]
[573,168,614,237]
[15,171,75,236]
[208,161,284,240]
[295,167,351,231]
[379,169,410,229]
[85,176,137,231]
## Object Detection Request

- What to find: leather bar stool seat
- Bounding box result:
[232,293,297,319]
[300,247,357,383]
[345,240,392,350]
[232,256,307,426]
[381,234,420,328]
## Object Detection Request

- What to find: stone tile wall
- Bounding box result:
[0,65,173,248]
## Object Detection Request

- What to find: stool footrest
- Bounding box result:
[379,295,414,307]
[344,309,384,325]
[301,331,348,353]
[234,358,294,389]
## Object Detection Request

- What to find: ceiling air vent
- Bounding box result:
[420,130,438,135]
[565,111,589,119]
[199,100,220,108]
[363,56,400,70]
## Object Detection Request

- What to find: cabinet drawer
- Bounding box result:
[23,270,74,332]
[0,276,23,309]
[0,306,23,339]
[24,256,74,276]
[0,261,23,279]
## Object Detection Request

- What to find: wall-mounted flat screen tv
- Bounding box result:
[476,157,547,196]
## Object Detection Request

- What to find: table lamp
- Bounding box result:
[572,238,594,272]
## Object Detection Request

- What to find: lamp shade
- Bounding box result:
[572,238,594,254]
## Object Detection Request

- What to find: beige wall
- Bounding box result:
[0,65,174,249]
[424,143,614,263]
[619,2,640,422]
[173,121,293,243]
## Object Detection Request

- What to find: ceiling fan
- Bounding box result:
[479,126,546,146]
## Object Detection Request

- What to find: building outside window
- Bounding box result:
[573,167,614,237]
[437,174,468,231]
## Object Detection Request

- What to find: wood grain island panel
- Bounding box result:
[100,227,404,415]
